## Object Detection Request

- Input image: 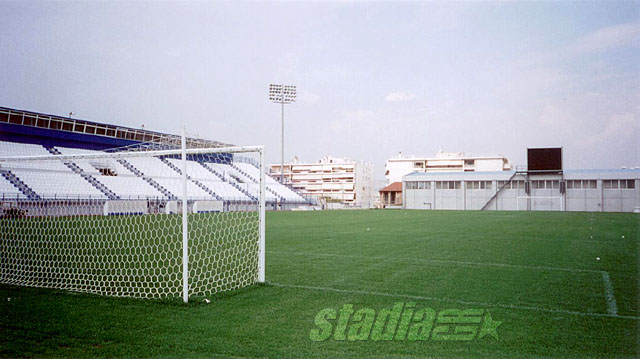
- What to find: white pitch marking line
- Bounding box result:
[268,281,639,320]
[268,250,602,274]
[270,251,625,318]
[601,272,618,316]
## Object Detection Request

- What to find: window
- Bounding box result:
[436,181,459,189]
[549,181,559,189]
[415,181,430,190]
[37,117,49,128]
[49,119,62,130]
[501,180,523,190]
[414,162,424,169]
[605,179,635,189]
[568,180,597,189]
[464,160,475,166]
[532,180,545,189]
[619,179,635,189]
[23,115,36,126]
[467,181,492,190]
[8,113,23,125]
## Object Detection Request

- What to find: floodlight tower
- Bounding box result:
[269,84,296,184]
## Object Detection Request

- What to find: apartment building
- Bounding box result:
[385,151,512,185]
[269,155,373,208]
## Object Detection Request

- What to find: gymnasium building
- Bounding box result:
[402,148,640,212]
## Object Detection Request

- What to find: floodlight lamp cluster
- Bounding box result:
[269,84,296,104]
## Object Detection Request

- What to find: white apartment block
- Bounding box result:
[385,151,512,185]
[269,155,374,208]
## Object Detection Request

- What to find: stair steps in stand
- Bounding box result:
[1,170,41,200]
[199,162,257,201]
[45,147,119,200]
[230,163,286,202]
[116,158,178,200]
[158,158,223,201]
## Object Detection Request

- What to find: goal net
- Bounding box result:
[517,196,563,211]
[0,144,265,302]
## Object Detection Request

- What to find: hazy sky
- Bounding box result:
[1,1,638,185]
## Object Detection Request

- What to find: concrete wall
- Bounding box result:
[603,189,637,212]
[434,189,461,210]
[566,188,600,212]
[404,187,431,209]
[465,187,494,210]
[496,189,526,211]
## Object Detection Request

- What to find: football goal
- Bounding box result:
[0,143,265,303]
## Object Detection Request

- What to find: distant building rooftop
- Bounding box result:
[379,182,402,192]
[404,168,640,181]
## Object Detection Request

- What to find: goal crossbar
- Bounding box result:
[517,196,564,211]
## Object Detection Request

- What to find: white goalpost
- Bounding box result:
[517,196,564,211]
[0,142,266,303]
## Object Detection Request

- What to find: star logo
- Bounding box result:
[478,311,501,340]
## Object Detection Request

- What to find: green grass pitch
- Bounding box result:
[1,210,638,358]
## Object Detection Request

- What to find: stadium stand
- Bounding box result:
[56,147,165,199]
[0,106,311,207]
[233,162,305,202]
[124,156,215,200]
[0,175,25,199]
[0,141,309,204]
[0,142,106,199]
[163,158,250,201]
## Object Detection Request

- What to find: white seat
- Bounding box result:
[10,169,106,199]
[0,176,26,199]
[57,147,165,199]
